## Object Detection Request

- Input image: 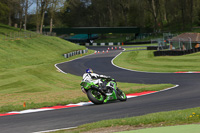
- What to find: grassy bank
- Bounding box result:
[0,24,88,112]
[0,38,89,112]
[54,107,200,133]
[114,47,200,72]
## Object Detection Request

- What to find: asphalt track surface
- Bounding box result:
[1,46,200,133]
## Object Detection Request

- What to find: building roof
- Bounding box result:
[170,33,200,43]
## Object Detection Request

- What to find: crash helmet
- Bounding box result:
[86,68,93,73]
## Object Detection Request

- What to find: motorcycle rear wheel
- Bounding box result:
[87,89,104,104]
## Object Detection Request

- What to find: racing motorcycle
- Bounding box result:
[80,77,127,104]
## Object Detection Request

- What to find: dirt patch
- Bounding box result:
[81,123,200,133]
[82,125,153,133]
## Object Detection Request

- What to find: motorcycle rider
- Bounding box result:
[82,68,112,93]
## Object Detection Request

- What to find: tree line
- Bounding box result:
[0,0,200,33]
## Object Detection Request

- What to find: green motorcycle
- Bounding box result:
[80,78,127,104]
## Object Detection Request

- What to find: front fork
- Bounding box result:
[81,87,87,94]
[103,89,118,103]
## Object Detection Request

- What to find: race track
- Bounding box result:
[0,46,200,133]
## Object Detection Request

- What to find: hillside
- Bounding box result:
[0,24,89,111]
[0,24,86,70]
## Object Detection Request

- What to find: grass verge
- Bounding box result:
[53,107,200,133]
[114,47,200,72]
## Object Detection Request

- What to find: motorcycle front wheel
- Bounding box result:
[116,88,127,101]
[87,89,104,104]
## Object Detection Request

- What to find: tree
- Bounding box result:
[35,0,40,32]
[0,1,9,23]
[144,0,160,32]
[24,0,33,30]
[5,0,20,26]
[128,0,146,27]
[193,0,200,26]
[48,0,64,32]
[40,0,50,33]
[118,0,132,26]
[2,0,200,32]
[62,0,90,27]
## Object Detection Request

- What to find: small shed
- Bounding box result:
[169,33,200,50]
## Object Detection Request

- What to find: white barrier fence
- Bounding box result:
[63,49,88,58]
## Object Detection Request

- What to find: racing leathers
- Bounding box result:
[82,72,112,92]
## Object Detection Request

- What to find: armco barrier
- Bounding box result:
[154,48,200,56]
[63,49,88,58]
[147,46,169,50]
[124,41,156,45]
[147,46,158,50]
[84,42,121,46]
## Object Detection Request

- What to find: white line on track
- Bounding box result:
[33,127,77,133]
[4,84,179,116]
[111,48,200,74]
[54,53,94,74]
[111,48,171,74]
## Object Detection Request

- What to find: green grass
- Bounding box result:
[123,47,147,51]
[0,23,88,112]
[0,24,174,113]
[0,24,21,34]
[0,23,38,40]
[53,107,200,133]
[114,47,200,72]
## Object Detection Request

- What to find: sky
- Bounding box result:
[28,3,36,14]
